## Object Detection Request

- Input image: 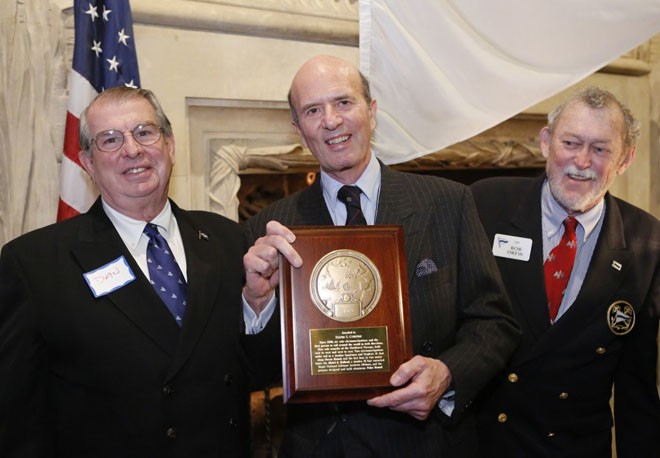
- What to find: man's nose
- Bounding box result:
[574,146,591,168]
[121,132,142,157]
[322,106,342,130]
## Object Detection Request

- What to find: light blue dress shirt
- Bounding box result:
[541,180,605,323]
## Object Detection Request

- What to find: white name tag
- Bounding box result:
[492,234,532,261]
[83,256,136,298]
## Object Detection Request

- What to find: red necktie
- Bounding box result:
[543,217,578,322]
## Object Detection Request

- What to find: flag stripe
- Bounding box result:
[63,112,84,167]
[60,155,98,212]
[56,199,81,222]
[66,70,98,118]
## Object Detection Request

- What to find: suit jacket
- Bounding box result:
[244,164,520,458]
[471,175,660,458]
[0,199,279,458]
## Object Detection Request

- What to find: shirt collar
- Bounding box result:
[541,179,605,242]
[102,199,174,248]
[320,152,381,207]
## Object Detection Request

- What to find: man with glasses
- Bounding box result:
[0,87,279,457]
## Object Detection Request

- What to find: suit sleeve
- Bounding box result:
[613,261,660,457]
[239,221,282,389]
[0,243,51,457]
[437,187,520,420]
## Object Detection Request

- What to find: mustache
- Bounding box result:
[564,165,598,180]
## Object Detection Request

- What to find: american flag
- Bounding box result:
[58,0,140,221]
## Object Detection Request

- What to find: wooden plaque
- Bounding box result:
[279,225,412,403]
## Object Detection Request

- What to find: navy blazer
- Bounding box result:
[471,175,660,458]
[0,198,278,458]
[245,164,520,458]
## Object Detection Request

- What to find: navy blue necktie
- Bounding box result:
[337,185,367,226]
[144,223,188,326]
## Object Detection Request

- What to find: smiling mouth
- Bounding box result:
[326,135,350,145]
[125,167,147,174]
[566,173,594,182]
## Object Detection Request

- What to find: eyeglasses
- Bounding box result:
[92,123,163,152]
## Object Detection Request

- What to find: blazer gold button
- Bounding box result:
[507,373,518,383]
[497,413,507,423]
[166,427,177,439]
[559,392,569,400]
[596,347,606,355]
[547,432,555,437]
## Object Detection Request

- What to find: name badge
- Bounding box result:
[83,256,136,298]
[492,234,532,261]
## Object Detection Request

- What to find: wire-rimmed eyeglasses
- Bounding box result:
[92,123,163,152]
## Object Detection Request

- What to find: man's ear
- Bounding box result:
[78,150,94,180]
[164,134,176,165]
[369,99,377,131]
[292,121,309,149]
[616,145,636,176]
[539,127,551,160]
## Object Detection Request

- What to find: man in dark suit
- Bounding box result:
[241,55,520,457]
[0,87,278,457]
[471,86,660,458]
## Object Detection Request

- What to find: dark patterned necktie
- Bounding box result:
[337,185,367,226]
[144,223,188,326]
[543,217,578,322]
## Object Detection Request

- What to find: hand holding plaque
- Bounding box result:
[279,225,412,403]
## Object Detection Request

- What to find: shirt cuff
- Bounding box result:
[242,293,277,334]
[438,389,456,416]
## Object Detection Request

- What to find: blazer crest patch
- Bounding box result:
[607,300,635,336]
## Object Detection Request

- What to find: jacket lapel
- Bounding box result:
[499,176,551,345]
[295,175,334,226]
[70,199,180,358]
[165,204,217,379]
[375,165,419,284]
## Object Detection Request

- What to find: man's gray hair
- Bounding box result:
[547,86,640,149]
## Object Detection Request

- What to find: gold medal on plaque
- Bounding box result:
[309,249,382,322]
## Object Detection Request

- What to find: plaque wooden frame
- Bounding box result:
[279,225,412,403]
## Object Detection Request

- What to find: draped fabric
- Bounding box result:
[359,0,660,164]
[0,1,62,247]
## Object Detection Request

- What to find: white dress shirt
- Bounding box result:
[102,199,188,282]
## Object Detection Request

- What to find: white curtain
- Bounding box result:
[359,0,660,164]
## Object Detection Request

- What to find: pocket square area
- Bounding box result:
[416,258,438,277]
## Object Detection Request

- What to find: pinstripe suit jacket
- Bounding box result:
[471,175,660,458]
[244,163,520,457]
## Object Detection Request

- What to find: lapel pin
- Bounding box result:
[611,260,622,271]
[198,230,209,240]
